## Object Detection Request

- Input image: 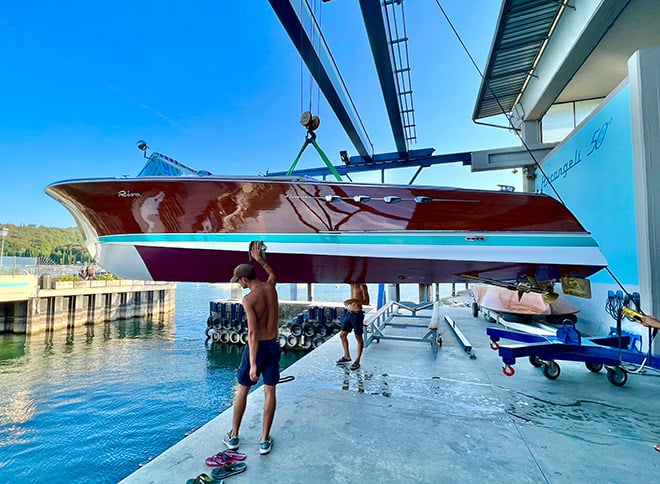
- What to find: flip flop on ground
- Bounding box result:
[218,449,247,461]
[186,473,224,484]
[213,449,247,464]
[206,450,247,466]
[336,356,351,364]
[350,362,360,370]
[211,462,247,479]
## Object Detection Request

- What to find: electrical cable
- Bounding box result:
[432,1,660,381]
[433,0,564,204]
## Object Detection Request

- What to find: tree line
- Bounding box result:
[0,223,92,264]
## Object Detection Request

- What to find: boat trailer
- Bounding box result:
[486,311,658,387]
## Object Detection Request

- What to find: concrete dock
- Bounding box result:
[121,304,660,483]
[0,275,175,334]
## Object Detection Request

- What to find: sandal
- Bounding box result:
[211,462,247,479]
[350,362,360,371]
[205,449,248,467]
[186,473,223,484]
[336,356,351,364]
[220,449,247,461]
[205,454,228,467]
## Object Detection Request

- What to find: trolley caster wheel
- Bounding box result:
[471,302,479,318]
[542,361,561,380]
[529,355,543,368]
[606,366,627,387]
[490,341,500,350]
[585,362,603,373]
[502,365,515,376]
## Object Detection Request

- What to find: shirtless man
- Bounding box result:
[224,241,280,455]
[337,283,370,371]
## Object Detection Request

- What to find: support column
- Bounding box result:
[388,283,400,303]
[418,284,431,302]
[629,46,660,353]
[521,120,541,193]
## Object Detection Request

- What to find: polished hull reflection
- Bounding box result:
[45,176,607,284]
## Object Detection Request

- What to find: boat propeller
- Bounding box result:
[461,274,559,303]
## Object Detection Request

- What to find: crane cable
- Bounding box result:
[300,0,323,122]
[434,0,635,303]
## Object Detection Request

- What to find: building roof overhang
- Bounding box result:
[473,0,660,123]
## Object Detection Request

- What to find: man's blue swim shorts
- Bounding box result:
[237,338,282,386]
[340,310,365,336]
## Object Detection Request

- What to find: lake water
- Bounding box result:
[0,282,447,483]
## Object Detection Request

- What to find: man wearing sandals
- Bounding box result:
[224,241,280,455]
[336,283,370,371]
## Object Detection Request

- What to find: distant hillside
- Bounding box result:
[0,223,91,264]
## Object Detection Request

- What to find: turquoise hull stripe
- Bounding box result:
[99,232,599,248]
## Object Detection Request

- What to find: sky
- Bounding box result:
[0,0,520,228]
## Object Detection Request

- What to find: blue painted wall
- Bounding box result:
[536,85,637,286]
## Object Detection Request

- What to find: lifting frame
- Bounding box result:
[365,301,440,354]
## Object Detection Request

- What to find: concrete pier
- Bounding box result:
[121,304,660,483]
[0,275,175,335]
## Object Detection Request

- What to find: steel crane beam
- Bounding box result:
[269,0,373,161]
[359,0,408,155]
[267,149,472,178]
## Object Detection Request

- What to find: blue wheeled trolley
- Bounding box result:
[486,308,658,387]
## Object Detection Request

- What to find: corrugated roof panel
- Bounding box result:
[491,45,539,72]
[484,73,529,95]
[473,0,564,120]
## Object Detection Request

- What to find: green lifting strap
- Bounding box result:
[285,134,342,181]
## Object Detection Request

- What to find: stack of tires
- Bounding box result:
[206,302,248,346]
[207,302,346,352]
[280,306,344,351]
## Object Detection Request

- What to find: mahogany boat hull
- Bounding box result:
[45,176,607,284]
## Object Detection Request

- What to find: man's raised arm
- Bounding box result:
[250,241,276,286]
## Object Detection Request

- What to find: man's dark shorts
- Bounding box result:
[237,339,282,386]
[340,310,365,335]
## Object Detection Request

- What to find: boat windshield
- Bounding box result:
[137,152,211,177]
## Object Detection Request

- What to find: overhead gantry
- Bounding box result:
[268,0,468,181]
[268,0,554,181]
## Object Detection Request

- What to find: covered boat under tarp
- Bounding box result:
[472,285,579,324]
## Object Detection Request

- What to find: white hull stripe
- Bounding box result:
[98,235,607,266]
